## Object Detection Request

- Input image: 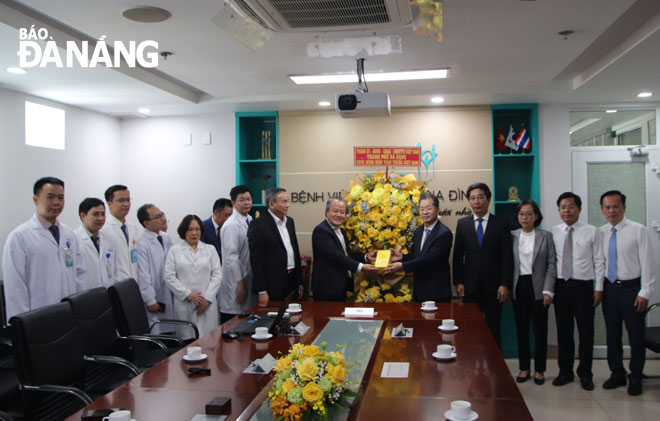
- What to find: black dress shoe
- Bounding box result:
[627,376,642,396]
[580,376,594,391]
[552,372,574,386]
[534,374,545,385]
[602,373,627,389]
[516,373,531,383]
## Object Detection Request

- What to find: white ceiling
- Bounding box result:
[0,0,659,117]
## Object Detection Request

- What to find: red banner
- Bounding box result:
[354,146,421,167]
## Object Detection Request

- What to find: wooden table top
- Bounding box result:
[67,302,530,421]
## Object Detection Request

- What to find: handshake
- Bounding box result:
[362,249,404,275]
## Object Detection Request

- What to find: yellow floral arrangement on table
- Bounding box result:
[269,342,356,421]
[343,172,425,303]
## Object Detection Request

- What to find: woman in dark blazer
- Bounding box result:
[511,199,556,385]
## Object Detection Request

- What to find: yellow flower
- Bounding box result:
[274,357,292,372]
[391,206,402,215]
[301,382,324,403]
[290,343,304,358]
[367,227,379,239]
[384,183,393,192]
[296,357,320,381]
[384,293,395,303]
[302,345,320,358]
[366,287,381,299]
[403,294,412,301]
[328,351,346,367]
[350,185,364,200]
[282,378,296,394]
[360,280,369,287]
[361,191,372,202]
[325,364,348,386]
[397,236,407,246]
[381,283,391,290]
[394,296,405,303]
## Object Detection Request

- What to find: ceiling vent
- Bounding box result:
[232,0,412,32]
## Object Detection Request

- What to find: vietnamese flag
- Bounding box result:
[495,126,506,151]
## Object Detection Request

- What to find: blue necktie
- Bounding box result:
[476,218,484,246]
[246,217,250,228]
[607,227,617,283]
[48,225,59,245]
[121,223,129,245]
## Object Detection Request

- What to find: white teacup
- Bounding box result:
[255,326,269,337]
[288,303,302,312]
[422,300,435,309]
[103,410,132,421]
[186,346,202,359]
[450,400,471,419]
[442,319,455,329]
[436,344,456,358]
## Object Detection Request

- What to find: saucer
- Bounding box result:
[438,325,459,332]
[432,352,457,361]
[444,409,478,421]
[287,308,302,314]
[421,306,438,312]
[183,353,208,362]
[251,333,273,340]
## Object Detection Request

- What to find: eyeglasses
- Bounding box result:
[469,195,486,201]
[419,207,436,212]
[558,205,578,211]
[147,213,166,221]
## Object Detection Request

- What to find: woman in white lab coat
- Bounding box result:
[164,215,222,338]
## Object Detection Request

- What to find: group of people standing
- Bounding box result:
[2,177,655,397]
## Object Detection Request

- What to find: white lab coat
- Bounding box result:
[101,214,140,281]
[164,241,222,338]
[75,226,119,290]
[137,230,175,333]
[2,215,86,319]
[218,209,255,315]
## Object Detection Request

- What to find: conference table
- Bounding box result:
[67,302,533,420]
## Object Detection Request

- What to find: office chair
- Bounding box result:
[0,281,19,416]
[108,278,199,355]
[63,287,169,369]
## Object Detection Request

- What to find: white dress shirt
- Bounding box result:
[473,213,489,233]
[218,208,254,314]
[137,230,175,332]
[420,220,438,250]
[518,230,535,276]
[326,219,362,272]
[552,221,604,284]
[598,218,655,299]
[75,226,119,290]
[269,210,295,270]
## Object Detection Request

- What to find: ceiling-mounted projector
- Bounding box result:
[336,91,391,118]
[336,58,391,118]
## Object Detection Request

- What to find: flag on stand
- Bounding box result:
[515,125,531,150]
[495,126,507,152]
[505,125,519,151]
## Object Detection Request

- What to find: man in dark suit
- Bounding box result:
[453,182,513,347]
[201,198,233,264]
[387,192,453,302]
[248,187,303,306]
[312,198,377,301]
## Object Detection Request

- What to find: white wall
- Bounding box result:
[0,87,122,267]
[120,112,235,238]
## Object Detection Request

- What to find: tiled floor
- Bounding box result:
[505,358,660,420]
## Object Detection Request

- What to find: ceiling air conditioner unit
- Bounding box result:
[232,0,412,32]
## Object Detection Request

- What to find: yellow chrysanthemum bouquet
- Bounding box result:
[269,342,355,421]
[343,172,425,302]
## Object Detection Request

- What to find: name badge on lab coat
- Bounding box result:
[64,240,73,267]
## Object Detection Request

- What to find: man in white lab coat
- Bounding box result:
[101,185,140,281]
[218,185,256,323]
[137,203,174,332]
[2,177,86,318]
[74,197,119,290]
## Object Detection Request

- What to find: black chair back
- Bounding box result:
[0,280,7,330]
[108,279,151,336]
[63,288,119,356]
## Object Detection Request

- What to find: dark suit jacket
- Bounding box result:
[201,217,222,263]
[402,221,453,302]
[452,213,513,296]
[247,212,302,300]
[311,220,366,299]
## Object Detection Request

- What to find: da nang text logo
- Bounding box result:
[18,26,159,68]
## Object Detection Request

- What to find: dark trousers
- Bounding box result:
[465,289,503,348]
[603,278,645,381]
[554,279,594,378]
[513,275,548,373]
[220,312,237,324]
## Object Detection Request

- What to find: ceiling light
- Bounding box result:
[7,67,26,74]
[289,69,448,85]
[122,7,171,23]
[318,101,331,107]
[569,118,600,134]
[606,110,617,113]
[431,96,444,104]
[638,92,653,98]
[138,107,151,114]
